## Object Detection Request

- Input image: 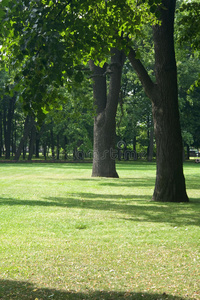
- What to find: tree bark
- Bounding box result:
[90,48,125,177]
[128,0,189,202]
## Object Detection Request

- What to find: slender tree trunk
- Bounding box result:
[90,48,125,177]
[28,124,36,160]
[64,136,68,160]
[128,0,188,202]
[23,144,26,160]
[186,144,190,160]
[43,143,47,160]
[35,122,46,158]
[14,118,17,155]
[35,132,40,158]
[2,97,16,159]
[56,134,60,160]
[11,117,17,156]
[50,128,55,159]
[3,104,7,158]
[15,116,35,161]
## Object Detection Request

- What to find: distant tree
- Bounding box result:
[90,49,125,177]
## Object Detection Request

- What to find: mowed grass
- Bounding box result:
[0,162,199,300]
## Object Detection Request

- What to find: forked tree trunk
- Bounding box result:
[128,0,189,202]
[90,49,125,177]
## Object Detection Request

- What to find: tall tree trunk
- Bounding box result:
[90,48,125,177]
[128,0,189,202]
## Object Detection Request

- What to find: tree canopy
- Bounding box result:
[0,0,160,116]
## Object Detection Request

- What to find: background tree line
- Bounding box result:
[0,50,199,161]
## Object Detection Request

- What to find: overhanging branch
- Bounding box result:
[128,47,157,101]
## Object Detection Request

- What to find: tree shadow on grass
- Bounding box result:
[45,194,200,227]
[0,279,191,300]
[0,193,199,227]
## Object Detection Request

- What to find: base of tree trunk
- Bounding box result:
[152,175,189,202]
[152,194,189,203]
[92,159,119,178]
[92,172,119,178]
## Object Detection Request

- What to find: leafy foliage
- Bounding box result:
[177,0,200,88]
[0,0,160,116]
[177,0,200,51]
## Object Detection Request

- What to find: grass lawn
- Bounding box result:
[0,161,199,300]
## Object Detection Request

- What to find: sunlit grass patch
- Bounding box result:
[0,162,199,299]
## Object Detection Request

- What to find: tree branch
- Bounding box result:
[128,47,156,101]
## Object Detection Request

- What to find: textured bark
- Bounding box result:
[90,49,125,177]
[128,0,189,202]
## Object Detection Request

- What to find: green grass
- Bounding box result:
[0,161,199,300]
